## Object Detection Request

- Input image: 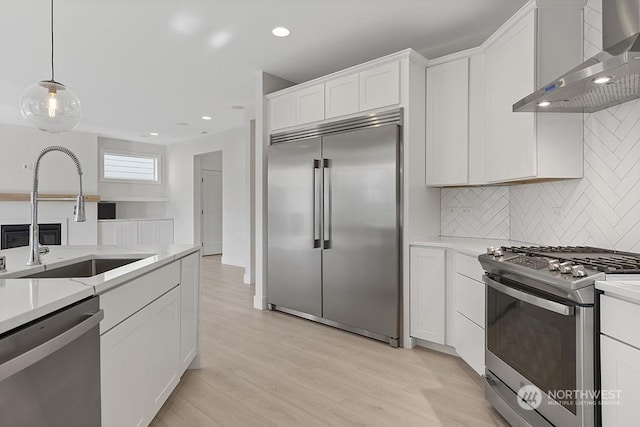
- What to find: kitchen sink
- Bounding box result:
[21,258,144,279]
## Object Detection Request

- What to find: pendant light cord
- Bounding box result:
[50,0,55,82]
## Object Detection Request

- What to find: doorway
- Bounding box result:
[201,169,223,255]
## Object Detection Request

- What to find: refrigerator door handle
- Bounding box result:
[313,159,321,248]
[323,158,331,249]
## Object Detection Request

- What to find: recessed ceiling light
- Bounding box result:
[537,101,551,107]
[149,132,159,136]
[201,131,208,134]
[272,27,290,37]
[201,115,212,120]
[231,105,244,110]
[593,76,612,84]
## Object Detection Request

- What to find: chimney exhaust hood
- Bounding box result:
[514,0,640,113]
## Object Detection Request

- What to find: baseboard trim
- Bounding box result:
[413,338,458,357]
[253,295,268,310]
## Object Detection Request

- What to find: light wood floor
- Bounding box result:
[150,255,508,427]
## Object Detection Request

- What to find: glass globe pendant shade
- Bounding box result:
[20,80,82,133]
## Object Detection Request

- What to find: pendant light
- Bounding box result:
[20,0,81,133]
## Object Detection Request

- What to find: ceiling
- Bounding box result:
[0,0,528,145]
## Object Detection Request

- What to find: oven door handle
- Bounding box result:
[0,309,104,382]
[485,277,575,316]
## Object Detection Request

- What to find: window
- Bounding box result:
[101,151,160,183]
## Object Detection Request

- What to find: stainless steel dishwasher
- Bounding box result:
[0,296,103,427]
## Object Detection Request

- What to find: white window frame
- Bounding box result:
[100,149,162,185]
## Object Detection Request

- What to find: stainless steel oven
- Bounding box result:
[484,273,594,427]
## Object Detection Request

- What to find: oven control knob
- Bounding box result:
[493,248,504,257]
[558,261,573,274]
[571,265,587,278]
[548,259,560,271]
[487,246,497,255]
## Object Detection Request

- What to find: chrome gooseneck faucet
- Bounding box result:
[27,146,86,266]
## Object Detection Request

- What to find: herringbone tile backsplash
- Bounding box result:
[442,0,640,250]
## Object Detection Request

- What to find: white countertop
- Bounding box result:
[596,279,640,304]
[97,218,174,222]
[0,244,199,335]
[409,236,533,257]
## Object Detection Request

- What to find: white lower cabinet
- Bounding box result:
[100,253,200,427]
[601,334,640,426]
[600,293,640,426]
[99,219,174,245]
[101,307,149,427]
[147,288,181,419]
[453,253,485,375]
[180,252,200,372]
[410,247,445,344]
[454,312,485,375]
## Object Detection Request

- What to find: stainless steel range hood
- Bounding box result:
[514,0,640,113]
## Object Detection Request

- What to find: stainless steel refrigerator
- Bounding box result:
[267,112,401,346]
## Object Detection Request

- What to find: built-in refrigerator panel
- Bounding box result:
[321,125,400,339]
[267,137,323,316]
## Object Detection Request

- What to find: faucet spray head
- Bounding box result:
[74,195,86,222]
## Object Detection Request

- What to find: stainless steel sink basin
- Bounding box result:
[21,258,144,279]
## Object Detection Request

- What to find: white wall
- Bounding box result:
[200,151,222,170]
[167,125,250,271]
[98,137,167,200]
[0,123,98,244]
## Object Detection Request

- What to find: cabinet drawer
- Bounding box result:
[601,294,640,349]
[455,252,485,282]
[455,273,485,328]
[454,312,485,376]
[100,261,180,334]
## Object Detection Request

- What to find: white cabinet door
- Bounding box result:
[297,83,325,125]
[601,334,640,426]
[410,247,446,344]
[137,221,156,245]
[359,61,400,112]
[120,221,139,246]
[325,73,359,119]
[180,253,200,373]
[270,93,297,130]
[101,307,149,427]
[485,9,536,183]
[138,220,175,245]
[98,222,117,245]
[454,312,485,375]
[426,57,469,186]
[147,287,181,419]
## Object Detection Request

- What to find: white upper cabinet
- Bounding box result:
[359,62,400,112]
[297,83,325,124]
[484,5,583,183]
[268,52,410,132]
[485,10,537,182]
[270,92,298,130]
[325,74,360,119]
[426,57,469,186]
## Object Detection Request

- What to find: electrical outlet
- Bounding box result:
[461,207,474,215]
[445,207,461,215]
[552,207,564,218]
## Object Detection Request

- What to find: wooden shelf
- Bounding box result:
[0,193,100,202]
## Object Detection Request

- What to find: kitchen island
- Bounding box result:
[0,244,201,427]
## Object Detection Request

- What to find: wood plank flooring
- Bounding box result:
[150,255,508,426]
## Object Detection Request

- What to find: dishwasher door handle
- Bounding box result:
[0,309,104,382]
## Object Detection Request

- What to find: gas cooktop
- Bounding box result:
[477,245,640,300]
[498,246,640,274]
